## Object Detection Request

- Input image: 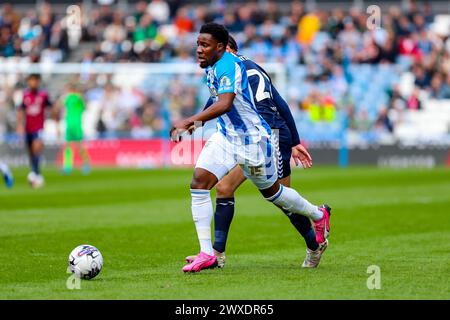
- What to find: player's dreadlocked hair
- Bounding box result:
[228,35,238,52]
[200,22,229,48]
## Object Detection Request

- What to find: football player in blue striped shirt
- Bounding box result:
[171,23,331,273]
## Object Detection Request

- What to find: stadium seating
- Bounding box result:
[0,1,449,146]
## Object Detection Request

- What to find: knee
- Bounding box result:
[190,168,218,190]
[261,181,281,199]
[190,174,212,190]
[32,141,43,153]
[190,177,208,190]
[216,181,235,198]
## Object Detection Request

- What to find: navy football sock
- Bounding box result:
[213,198,235,253]
[301,228,319,251]
[285,211,319,251]
[31,155,41,175]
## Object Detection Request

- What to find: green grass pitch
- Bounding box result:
[0,166,449,299]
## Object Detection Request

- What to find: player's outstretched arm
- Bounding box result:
[170,92,235,140]
[270,85,312,168]
[192,92,235,124]
[271,84,300,146]
[16,108,25,136]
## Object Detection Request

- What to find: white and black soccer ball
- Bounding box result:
[27,172,44,189]
[68,244,103,280]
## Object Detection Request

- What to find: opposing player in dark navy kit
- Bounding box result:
[186,36,330,268]
[16,74,58,188]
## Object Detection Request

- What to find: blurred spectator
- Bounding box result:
[171,46,195,63]
[0,26,15,57]
[330,65,348,96]
[374,107,394,133]
[38,2,55,48]
[134,1,148,24]
[337,19,361,59]
[174,6,194,34]
[223,10,243,33]
[379,33,398,63]
[406,88,422,110]
[40,45,63,63]
[413,64,431,89]
[1,3,20,34]
[147,0,170,24]
[441,74,450,99]
[388,85,407,110]
[422,2,435,25]
[49,20,69,57]
[133,13,157,42]
[263,0,282,23]
[98,82,121,137]
[347,105,371,131]
[303,90,336,122]
[104,12,126,45]
[297,11,320,45]
[132,97,163,138]
[97,4,114,25]
[354,109,372,131]
[429,73,446,99]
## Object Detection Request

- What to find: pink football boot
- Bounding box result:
[185,249,225,268]
[182,252,217,273]
[313,205,331,245]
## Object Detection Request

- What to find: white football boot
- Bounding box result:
[214,249,226,268]
[302,239,328,268]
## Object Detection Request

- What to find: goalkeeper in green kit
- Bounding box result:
[59,82,91,174]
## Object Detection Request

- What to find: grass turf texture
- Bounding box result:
[0,166,449,300]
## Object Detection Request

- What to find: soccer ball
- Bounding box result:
[68,244,103,280]
[27,172,44,188]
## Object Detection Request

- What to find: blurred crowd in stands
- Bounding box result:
[0,0,449,142]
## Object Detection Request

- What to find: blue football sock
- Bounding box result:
[286,211,319,251]
[31,155,41,175]
[302,229,319,251]
[213,198,235,253]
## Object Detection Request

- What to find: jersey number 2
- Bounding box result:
[247,69,272,102]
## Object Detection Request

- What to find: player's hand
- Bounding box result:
[291,143,313,169]
[170,119,194,142]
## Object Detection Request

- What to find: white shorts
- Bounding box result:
[195,132,277,190]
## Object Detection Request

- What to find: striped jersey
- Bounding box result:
[205,51,271,145]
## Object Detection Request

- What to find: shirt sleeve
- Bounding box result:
[216,57,236,95]
[203,96,214,111]
[271,84,301,146]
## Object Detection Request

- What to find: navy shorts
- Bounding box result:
[25,130,43,149]
[271,125,292,179]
